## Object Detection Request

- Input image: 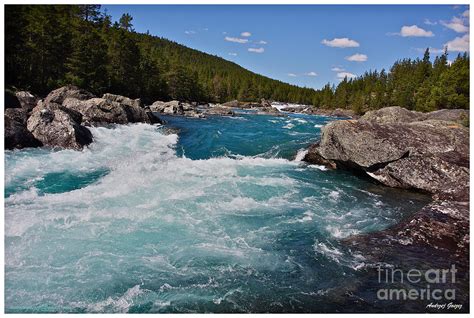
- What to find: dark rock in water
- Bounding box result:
[27,107,92,150]
[15,91,39,113]
[5,90,21,109]
[5,108,42,149]
[344,200,469,266]
[43,85,95,106]
[145,110,163,124]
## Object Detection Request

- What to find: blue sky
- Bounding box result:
[103,5,469,90]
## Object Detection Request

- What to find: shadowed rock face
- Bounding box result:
[5,108,42,149]
[304,106,469,268]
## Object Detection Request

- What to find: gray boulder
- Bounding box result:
[27,107,92,150]
[102,93,142,108]
[43,85,95,106]
[305,115,468,200]
[5,108,41,149]
[15,91,39,112]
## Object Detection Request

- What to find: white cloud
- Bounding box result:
[321,37,360,48]
[288,73,297,77]
[225,36,249,44]
[345,53,368,62]
[241,31,252,37]
[337,72,356,79]
[444,34,469,52]
[399,25,434,37]
[424,18,437,25]
[462,10,469,18]
[331,66,345,72]
[248,47,265,53]
[222,31,227,35]
[228,53,237,56]
[257,40,268,45]
[441,16,469,33]
[184,30,196,35]
[305,72,318,76]
[415,47,445,54]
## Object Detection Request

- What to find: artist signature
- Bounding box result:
[426,302,463,310]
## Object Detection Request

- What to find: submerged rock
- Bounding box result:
[27,107,92,150]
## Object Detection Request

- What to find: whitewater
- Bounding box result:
[5,112,429,312]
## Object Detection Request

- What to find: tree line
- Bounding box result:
[5,5,469,112]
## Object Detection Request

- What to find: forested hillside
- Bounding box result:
[5,5,469,111]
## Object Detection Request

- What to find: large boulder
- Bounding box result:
[305,108,469,200]
[63,96,152,125]
[27,107,92,150]
[359,106,424,124]
[5,108,41,149]
[423,108,469,125]
[222,100,240,108]
[43,85,95,106]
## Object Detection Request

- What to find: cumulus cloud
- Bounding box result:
[288,73,297,77]
[331,66,345,72]
[305,71,318,76]
[228,53,237,56]
[337,72,356,79]
[345,53,368,62]
[444,34,469,52]
[462,10,469,18]
[248,47,264,53]
[225,36,249,44]
[441,17,469,33]
[399,25,434,37]
[424,18,438,25]
[184,30,196,35]
[257,40,268,45]
[241,31,252,37]
[321,37,360,48]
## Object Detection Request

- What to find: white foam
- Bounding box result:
[294,149,309,162]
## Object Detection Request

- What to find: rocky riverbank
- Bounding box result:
[4,87,290,150]
[303,106,469,267]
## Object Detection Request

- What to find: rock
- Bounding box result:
[305,106,470,271]
[344,200,469,266]
[305,115,468,200]
[27,107,92,150]
[359,106,424,124]
[261,98,272,108]
[63,97,151,125]
[145,110,163,124]
[62,97,129,125]
[423,109,469,125]
[102,93,142,108]
[5,90,21,109]
[204,106,235,116]
[149,101,167,112]
[222,100,240,108]
[43,85,95,106]
[15,91,39,112]
[5,108,41,149]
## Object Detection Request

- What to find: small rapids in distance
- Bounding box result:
[5,112,430,313]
